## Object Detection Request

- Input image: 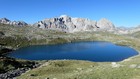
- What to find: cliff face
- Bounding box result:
[33,15,115,32]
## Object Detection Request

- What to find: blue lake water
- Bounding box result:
[7,41,138,62]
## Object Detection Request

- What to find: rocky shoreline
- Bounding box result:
[0,46,40,79]
[0,63,40,79]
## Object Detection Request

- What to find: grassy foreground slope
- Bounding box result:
[17,60,140,79]
[0,24,140,79]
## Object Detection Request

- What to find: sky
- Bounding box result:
[0,0,140,27]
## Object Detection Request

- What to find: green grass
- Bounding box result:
[17,60,140,79]
[48,37,69,44]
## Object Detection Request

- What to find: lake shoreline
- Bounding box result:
[6,41,139,62]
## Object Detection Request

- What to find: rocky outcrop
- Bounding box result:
[0,31,5,37]
[0,68,28,79]
[71,17,97,32]
[0,18,28,26]
[0,64,40,79]
[33,15,115,32]
[10,21,28,27]
[0,18,10,24]
[97,18,115,30]
[33,15,70,32]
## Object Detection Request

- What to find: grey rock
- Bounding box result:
[0,15,116,33]
[71,18,97,32]
[0,18,28,27]
[0,63,40,79]
[33,15,115,32]
[33,16,69,32]
[97,18,115,30]
[0,18,10,24]
[10,21,28,26]
[0,31,5,37]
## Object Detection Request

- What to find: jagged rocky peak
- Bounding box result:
[0,18,11,24]
[33,15,116,32]
[97,18,115,30]
[0,18,28,26]
[33,15,71,31]
[0,18,10,21]
[59,15,71,22]
[10,21,28,26]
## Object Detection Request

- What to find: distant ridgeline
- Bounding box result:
[0,18,28,27]
[1,15,140,33]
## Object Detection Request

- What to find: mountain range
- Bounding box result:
[0,15,139,34]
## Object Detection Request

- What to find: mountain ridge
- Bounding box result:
[0,15,140,34]
[33,15,115,32]
[0,18,28,27]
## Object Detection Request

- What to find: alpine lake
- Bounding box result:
[7,41,138,62]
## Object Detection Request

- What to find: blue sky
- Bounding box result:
[0,0,140,27]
